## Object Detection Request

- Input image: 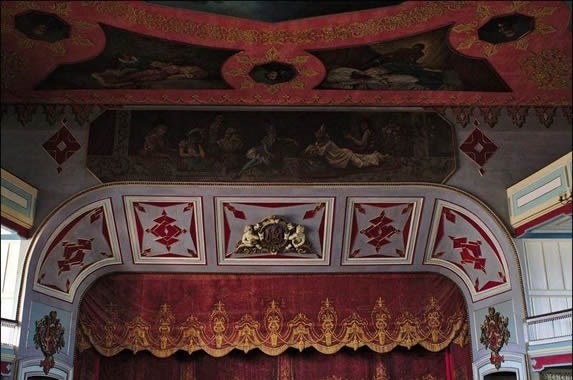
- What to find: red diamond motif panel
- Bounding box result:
[342,197,423,265]
[33,199,122,302]
[41,121,81,173]
[425,200,510,302]
[124,196,206,264]
[459,127,497,170]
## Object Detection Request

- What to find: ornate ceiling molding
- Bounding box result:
[26,183,519,306]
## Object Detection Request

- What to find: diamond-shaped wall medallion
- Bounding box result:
[459,127,497,175]
[42,121,81,173]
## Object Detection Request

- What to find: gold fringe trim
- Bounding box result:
[77,297,468,358]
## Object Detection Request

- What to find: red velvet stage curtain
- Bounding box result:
[74,273,472,379]
[75,346,461,380]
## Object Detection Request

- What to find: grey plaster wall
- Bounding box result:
[445,108,573,229]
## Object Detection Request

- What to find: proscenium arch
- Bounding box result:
[16,182,527,369]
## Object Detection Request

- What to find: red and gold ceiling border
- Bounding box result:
[1,1,571,106]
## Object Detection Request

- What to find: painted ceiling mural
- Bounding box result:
[0,1,570,106]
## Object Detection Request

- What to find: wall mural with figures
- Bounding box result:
[87,110,456,183]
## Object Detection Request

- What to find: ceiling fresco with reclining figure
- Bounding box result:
[311,25,510,92]
[36,24,239,90]
[1,1,570,106]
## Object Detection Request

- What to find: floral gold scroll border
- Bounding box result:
[223,48,321,93]
[519,49,572,90]
[79,1,469,45]
[77,297,469,358]
[451,2,560,57]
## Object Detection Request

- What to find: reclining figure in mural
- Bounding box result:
[303,124,389,169]
[92,54,208,88]
[321,43,462,91]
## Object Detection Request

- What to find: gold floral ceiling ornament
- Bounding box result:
[224,47,320,93]
[479,307,510,370]
[1,2,99,59]
[452,2,558,57]
[234,215,314,255]
[518,48,572,89]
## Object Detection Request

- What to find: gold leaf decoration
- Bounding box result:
[46,43,67,56]
[71,36,95,47]
[78,298,468,358]
[299,68,318,77]
[513,38,529,50]
[288,56,309,65]
[226,68,247,77]
[235,55,255,65]
[17,39,34,50]
[475,5,491,19]
[264,47,281,61]
[290,80,305,89]
[529,6,557,18]
[482,44,498,57]
[240,81,254,89]
[510,1,527,12]
[266,85,281,94]
[536,23,557,34]
[452,22,477,34]
[519,48,572,89]
[73,20,99,30]
[457,36,477,50]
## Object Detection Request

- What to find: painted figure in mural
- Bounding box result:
[322,66,423,90]
[207,114,225,147]
[344,119,375,153]
[178,129,209,170]
[216,127,245,173]
[361,43,448,90]
[140,120,170,157]
[92,55,208,88]
[322,43,462,90]
[238,123,298,176]
[303,124,388,169]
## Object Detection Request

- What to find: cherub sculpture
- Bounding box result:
[286,224,306,250]
[236,225,261,252]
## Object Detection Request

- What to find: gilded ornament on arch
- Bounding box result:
[33,311,65,375]
[234,216,314,255]
[479,307,510,370]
